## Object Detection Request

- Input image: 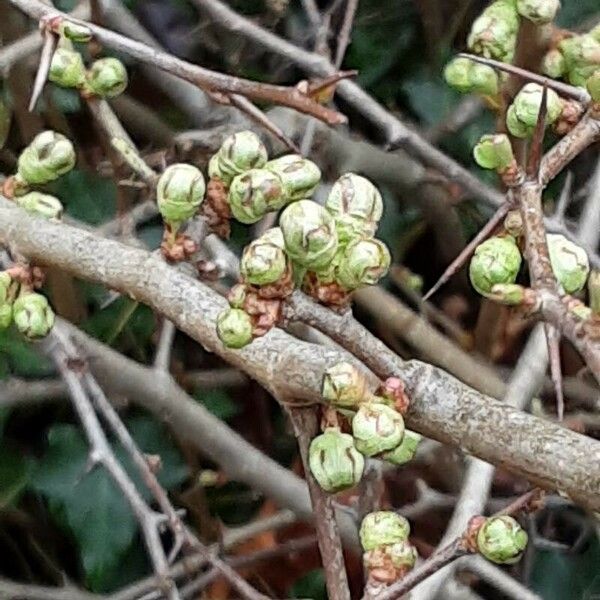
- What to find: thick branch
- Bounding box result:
[1,205,599,512]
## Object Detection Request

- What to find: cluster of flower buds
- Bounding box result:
[469,226,591,305]
[0,272,55,339]
[444,57,499,97]
[359,511,418,584]
[6,130,75,197]
[49,33,128,99]
[468,515,528,564]
[306,363,420,493]
[217,226,294,348]
[506,83,562,138]
[215,151,390,348]
[467,0,519,62]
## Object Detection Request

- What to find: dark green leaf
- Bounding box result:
[194,389,240,421]
[0,447,34,509]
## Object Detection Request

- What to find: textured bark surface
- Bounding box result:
[1,202,600,511]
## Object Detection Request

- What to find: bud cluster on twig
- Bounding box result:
[208,132,391,349]
[0,270,55,339]
[306,362,420,498]
[49,23,128,99]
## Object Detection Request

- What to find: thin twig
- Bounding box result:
[46,329,181,600]
[334,0,359,68]
[10,0,346,124]
[288,406,351,600]
[28,28,56,112]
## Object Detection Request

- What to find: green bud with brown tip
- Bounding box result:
[322,361,369,409]
[280,200,338,269]
[336,238,391,290]
[469,236,522,297]
[240,237,288,286]
[87,57,128,98]
[308,427,364,493]
[13,292,55,339]
[325,173,384,243]
[352,402,405,457]
[547,233,590,294]
[360,511,410,551]
[228,168,285,224]
[209,131,268,186]
[216,308,253,349]
[477,516,528,564]
[265,154,321,203]
[473,134,514,171]
[381,430,422,465]
[467,0,519,62]
[16,130,76,187]
[157,163,205,229]
[49,47,86,89]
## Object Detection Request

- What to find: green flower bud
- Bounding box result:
[591,23,600,44]
[265,154,321,203]
[280,200,338,269]
[477,516,528,564]
[14,191,63,220]
[444,58,499,96]
[587,71,600,103]
[381,430,422,465]
[17,130,76,186]
[325,173,383,243]
[322,361,369,408]
[13,292,55,339]
[209,131,268,186]
[240,237,288,286]
[86,57,128,98]
[157,163,205,228]
[228,168,285,224]
[507,83,562,138]
[541,49,566,78]
[516,0,560,24]
[570,302,592,320]
[0,303,12,330]
[359,511,410,551]
[514,83,562,126]
[559,34,600,87]
[506,105,531,138]
[469,236,522,296]
[547,233,590,294]
[216,308,253,349]
[308,427,365,493]
[336,238,391,290]
[388,541,418,571]
[49,47,86,89]
[467,0,519,62]
[58,21,93,42]
[352,402,405,457]
[473,134,514,171]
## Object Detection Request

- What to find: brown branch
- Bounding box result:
[334,0,359,68]
[9,0,346,125]
[1,203,600,512]
[288,407,351,600]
